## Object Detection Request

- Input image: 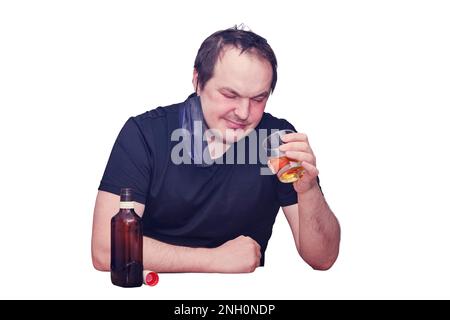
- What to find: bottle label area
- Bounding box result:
[119,201,134,209]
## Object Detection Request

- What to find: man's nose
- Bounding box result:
[234,98,250,121]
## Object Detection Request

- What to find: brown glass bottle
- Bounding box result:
[110,188,143,287]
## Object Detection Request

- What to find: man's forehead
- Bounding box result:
[217,45,261,63]
[212,46,272,95]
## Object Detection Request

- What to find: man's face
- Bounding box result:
[194,46,273,144]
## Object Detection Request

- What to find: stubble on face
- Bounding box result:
[196,46,273,145]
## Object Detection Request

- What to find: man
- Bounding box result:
[91,26,340,273]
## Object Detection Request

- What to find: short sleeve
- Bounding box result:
[98,117,152,204]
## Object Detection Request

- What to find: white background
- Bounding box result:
[1,0,449,299]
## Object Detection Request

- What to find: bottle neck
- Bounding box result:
[119,201,134,210]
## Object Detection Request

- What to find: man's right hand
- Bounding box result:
[210,235,262,273]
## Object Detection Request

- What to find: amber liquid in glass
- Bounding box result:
[110,188,143,287]
[268,156,305,183]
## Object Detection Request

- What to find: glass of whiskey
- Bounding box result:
[262,129,305,183]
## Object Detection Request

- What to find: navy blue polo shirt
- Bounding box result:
[99,94,301,265]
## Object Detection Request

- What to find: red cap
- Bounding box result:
[143,271,159,286]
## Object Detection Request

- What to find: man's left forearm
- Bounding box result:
[297,183,341,270]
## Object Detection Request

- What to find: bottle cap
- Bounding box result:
[143,270,159,286]
[120,188,133,202]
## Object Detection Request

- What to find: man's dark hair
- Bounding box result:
[194,25,278,93]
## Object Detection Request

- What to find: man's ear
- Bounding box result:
[192,69,199,94]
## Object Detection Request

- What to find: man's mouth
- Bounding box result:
[224,118,247,130]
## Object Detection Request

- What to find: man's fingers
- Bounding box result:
[249,238,261,256]
[285,151,315,165]
[243,235,261,250]
[301,161,319,176]
[253,239,261,252]
[255,242,261,253]
[279,141,311,153]
[281,132,308,143]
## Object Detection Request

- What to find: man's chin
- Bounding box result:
[222,128,251,143]
[206,126,252,144]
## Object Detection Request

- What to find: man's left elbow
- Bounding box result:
[311,260,335,271]
[308,255,338,271]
